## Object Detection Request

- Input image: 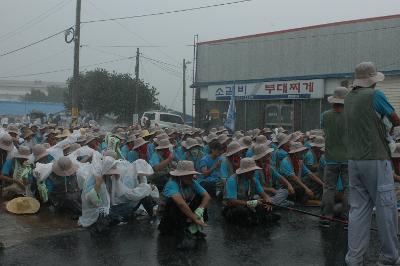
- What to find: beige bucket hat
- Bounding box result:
[52,156,78,176]
[133,137,149,150]
[14,146,31,159]
[33,144,48,162]
[170,160,199,176]
[182,138,201,150]
[0,134,14,152]
[105,166,120,175]
[217,134,230,145]
[310,136,325,148]
[236,157,262,175]
[276,133,291,148]
[328,87,349,104]
[66,143,81,155]
[156,139,172,150]
[6,197,40,215]
[353,62,384,88]
[7,124,19,135]
[55,129,71,139]
[204,133,218,144]
[252,144,274,161]
[23,129,35,139]
[288,142,308,154]
[154,133,170,144]
[126,135,136,144]
[239,136,252,148]
[262,128,272,134]
[224,141,246,157]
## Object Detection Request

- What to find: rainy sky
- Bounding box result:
[1,0,399,115]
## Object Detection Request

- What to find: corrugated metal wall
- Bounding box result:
[196,16,400,85]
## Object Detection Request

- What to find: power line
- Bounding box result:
[0,28,69,58]
[85,0,181,65]
[0,56,134,79]
[0,0,71,43]
[82,44,166,48]
[0,46,73,76]
[140,54,181,69]
[81,0,253,24]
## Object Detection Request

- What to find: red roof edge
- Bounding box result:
[198,14,400,45]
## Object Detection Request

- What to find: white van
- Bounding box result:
[141,111,186,129]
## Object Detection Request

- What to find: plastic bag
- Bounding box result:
[33,162,53,182]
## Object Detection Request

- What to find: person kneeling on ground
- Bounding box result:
[79,154,156,233]
[46,156,82,217]
[223,157,280,227]
[158,160,210,249]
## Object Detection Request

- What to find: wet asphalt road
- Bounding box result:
[0,202,382,266]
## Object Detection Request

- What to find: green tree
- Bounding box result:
[65,68,160,123]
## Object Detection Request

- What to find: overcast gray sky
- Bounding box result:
[1,0,399,115]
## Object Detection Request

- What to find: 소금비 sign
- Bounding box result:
[208,79,324,101]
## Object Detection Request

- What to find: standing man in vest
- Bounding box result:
[344,62,400,266]
[320,87,349,227]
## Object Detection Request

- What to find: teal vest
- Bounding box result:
[322,110,347,162]
[344,88,390,160]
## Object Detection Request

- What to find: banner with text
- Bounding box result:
[208,79,324,101]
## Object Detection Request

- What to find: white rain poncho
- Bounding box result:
[47,130,81,160]
[78,155,116,227]
[78,158,157,227]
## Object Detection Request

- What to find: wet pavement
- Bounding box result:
[0,202,384,266]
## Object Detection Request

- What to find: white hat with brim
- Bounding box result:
[327,96,344,104]
[235,158,262,175]
[288,143,308,154]
[0,134,14,152]
[105,167,120,175]
[277,135,291,148]
[224,142,246,157]
[182,138,201,150]
[14,146,31,160]
[6,197,40,215]
[252,146,274,161]
[391,143,400,158]
[310,143,325,148]
[155,139,172,150]
[353,62,385,88]
[170,160,200,177]
[133,138,149,150]
[52,157,78,176]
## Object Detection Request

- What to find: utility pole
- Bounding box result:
[183,59,187,124]
[135,48,140,115]
[71,0,81,127]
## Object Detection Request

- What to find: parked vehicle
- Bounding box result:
[141,111,186,129]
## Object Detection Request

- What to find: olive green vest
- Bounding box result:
[322,110,347,162]
[344,87,390,160]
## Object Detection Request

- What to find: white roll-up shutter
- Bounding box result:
[380,75,400,113]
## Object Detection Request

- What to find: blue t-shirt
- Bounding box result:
[225,174,264,200]
[174,145,186,161]
[127,150,138,163]
[2,159,13,176]
[202,145,209,155]
[147,143,155,159]
[279,157,311,178]
[303,149,316,167]
[198,154,223,183]
[245,149,254,158]
[163,179,206,200]
[149,152,162,167]
[219,156,230,179]
[373,89,394,117]
[120,145,129,160]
